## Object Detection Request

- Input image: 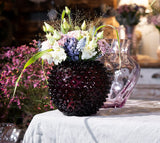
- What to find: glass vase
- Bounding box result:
[124,25,136,57]
[99,39,140,108]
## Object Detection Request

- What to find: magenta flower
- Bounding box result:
[0,41,54,126]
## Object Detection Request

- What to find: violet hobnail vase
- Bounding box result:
[100,39,140,108]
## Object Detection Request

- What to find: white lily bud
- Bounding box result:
[44,22,54,33]
[81,20,86,31]
[89,38,97,48]
[65,6,70,15]
[43,25,47,32]
[97,31,104,39]
[53,30,61,40]
[63,18,70,30]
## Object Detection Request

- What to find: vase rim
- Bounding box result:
[103,38,131,45]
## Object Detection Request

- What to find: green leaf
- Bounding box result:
[107,25,120,48]
[24,49,53,69]
[61,24,66,34]
[12,49,53,98]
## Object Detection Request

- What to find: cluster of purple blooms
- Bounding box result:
[63,37,79,61]
[115,4,146,26]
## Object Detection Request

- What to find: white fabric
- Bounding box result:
[23,109,160,143]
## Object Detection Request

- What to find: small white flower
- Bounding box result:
[40,41,66,65]
[81,47,97,59]
[51,42,67,65]
[81,20,86,31]
[40,40,52,51]
[81,45,97,60]
[46,33,55,45]
[40,40,53,64]
[81,38,98,59]
[41,53,53,64]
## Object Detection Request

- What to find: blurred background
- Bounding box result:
[0,0,160,64]
[0,0,160,142]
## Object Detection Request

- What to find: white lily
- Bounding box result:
[40,40,52,51]
[89,38,97,48]
[40,40,53,64]
[51,42,67,65]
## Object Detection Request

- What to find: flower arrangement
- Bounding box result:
[115,4,146,26]
[40,8,110,65]
[12,7,120,116]
[13,6,120,96]
[0,42,54,127]
[147,0,160,31]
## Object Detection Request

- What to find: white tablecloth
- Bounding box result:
[23,104,160,143]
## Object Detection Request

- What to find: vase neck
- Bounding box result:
[124,25,135,39]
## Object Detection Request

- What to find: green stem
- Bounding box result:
[94,24,121,69]
[42,60,48,84]
[68,14,73,30]
[150,0,157,7]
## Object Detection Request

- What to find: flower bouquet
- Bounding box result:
[115,4,146,26]
[12,7,121,116]
[115,4,146,56]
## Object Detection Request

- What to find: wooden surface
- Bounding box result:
[99,99,160,116]
[137,54,160,68]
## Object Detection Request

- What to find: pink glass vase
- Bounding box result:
[100,39,140,108]
[124,25,136,56]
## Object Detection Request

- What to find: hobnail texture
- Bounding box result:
[48,60,113,116]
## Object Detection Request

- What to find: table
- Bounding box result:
[23,99,160,143]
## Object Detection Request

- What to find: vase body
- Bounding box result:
[99,39,140,108]
[48,60,113,116]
